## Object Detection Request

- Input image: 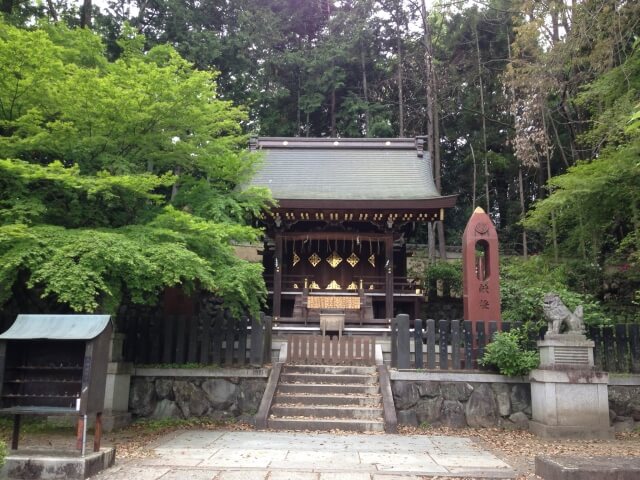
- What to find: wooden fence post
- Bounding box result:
[250,313,265,367]
[414,319,424,369]
[263,315,273,364]
[390,316,398,368]
[396,314,410,369]
[426,319,436,369]
[451,319,460,370]
[439,319,449,370]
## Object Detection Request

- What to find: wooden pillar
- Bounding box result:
[273,233,283,321]
[385,233,394,321]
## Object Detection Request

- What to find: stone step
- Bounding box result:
[273,393,381,407]
[267,417,385,433]
[271,404,383,420]
[281,373,377,385]
[277,383,380,395]
[284,365,377,375]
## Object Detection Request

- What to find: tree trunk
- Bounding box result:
[170,166,181,202]
[474,23,490,212]
[80,0,92,28]
[397,35,404,137]
[469,141,477,209]
[361,43,370,137]
[330,88,336,137]
[427,222,436,263]
[297,72,301,136]
[540,105,559,262]
[0,0,14,14]
[46,0,58,20]
[518,166,528,260]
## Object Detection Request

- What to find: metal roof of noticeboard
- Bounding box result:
[0,315,112,340]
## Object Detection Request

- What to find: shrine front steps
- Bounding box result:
[267,364,385,433]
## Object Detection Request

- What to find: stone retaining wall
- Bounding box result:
[391,373,640,431]
[391,378,530,429]
[128,367,269,423]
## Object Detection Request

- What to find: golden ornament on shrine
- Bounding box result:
[368,254,376,267]
[308,252,321,267]
[292,251,300,267]
[326,280,341,290]
[326,251,343,268]
[346,252,359,267]
[309,281,320,290]
[346,281,358,291]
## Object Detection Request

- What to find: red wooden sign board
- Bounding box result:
[462,207,501,332]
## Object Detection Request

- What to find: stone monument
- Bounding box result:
[462,207,501,339]
[529,293,613,439]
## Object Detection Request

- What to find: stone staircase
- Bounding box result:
[267,364,385,432]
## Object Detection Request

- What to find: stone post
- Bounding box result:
[529,332,613,439]
[102,332,133,431]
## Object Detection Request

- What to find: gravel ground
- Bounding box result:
[2,420,639,479]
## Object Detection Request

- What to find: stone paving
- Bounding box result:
[90,431,516,479]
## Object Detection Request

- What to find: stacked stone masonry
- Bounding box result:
[127,372,640,433]
[129,376,267,423]
[392,380,531,429]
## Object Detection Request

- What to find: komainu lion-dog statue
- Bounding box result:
[542,293,586,335]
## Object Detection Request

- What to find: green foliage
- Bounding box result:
[479,330,539,376]
[501,257,610,326]
[423,260,462,296]
[0,20,269,316]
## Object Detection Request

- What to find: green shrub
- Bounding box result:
[0,440,6,466]
[479,330,539,376]
[423,260,462,296]
[501,257,611,326]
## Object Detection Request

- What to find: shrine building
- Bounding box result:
[249,137,456,328]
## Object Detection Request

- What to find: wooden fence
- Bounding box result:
[391,314,640,373]
[287,335,376,365]
[123,313,272,367]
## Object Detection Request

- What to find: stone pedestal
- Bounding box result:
[529,333,613,439]
[102,333,132,431]
[102,360,133,431]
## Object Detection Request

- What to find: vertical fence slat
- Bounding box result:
[629,324,640,373]
[463,321,473,370]
[149,316,161,363]
[426,319,436,369]
[603,326,615,372]
[263,315,273,364]
[451,320,461,370]
[174,314,186,364]
[237,317,247,366]
[414,319,424,369]
[187,314,199,363]
[397,314,410,369]
[439,319,449,370]
[390,316,398,368]
[330,337,338,364]
[211,311,224,365]
[224,315,235,366]
[340,335,347,364]
[616,324,629,373]
[199,315,211,364]
[488,321,497,342]
[249,314,262,366]
[162,314,174,364]
[589,325,602,370]
[139,314,150,364]
[476,321,486,367]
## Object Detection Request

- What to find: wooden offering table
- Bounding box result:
[319,313,345,339]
